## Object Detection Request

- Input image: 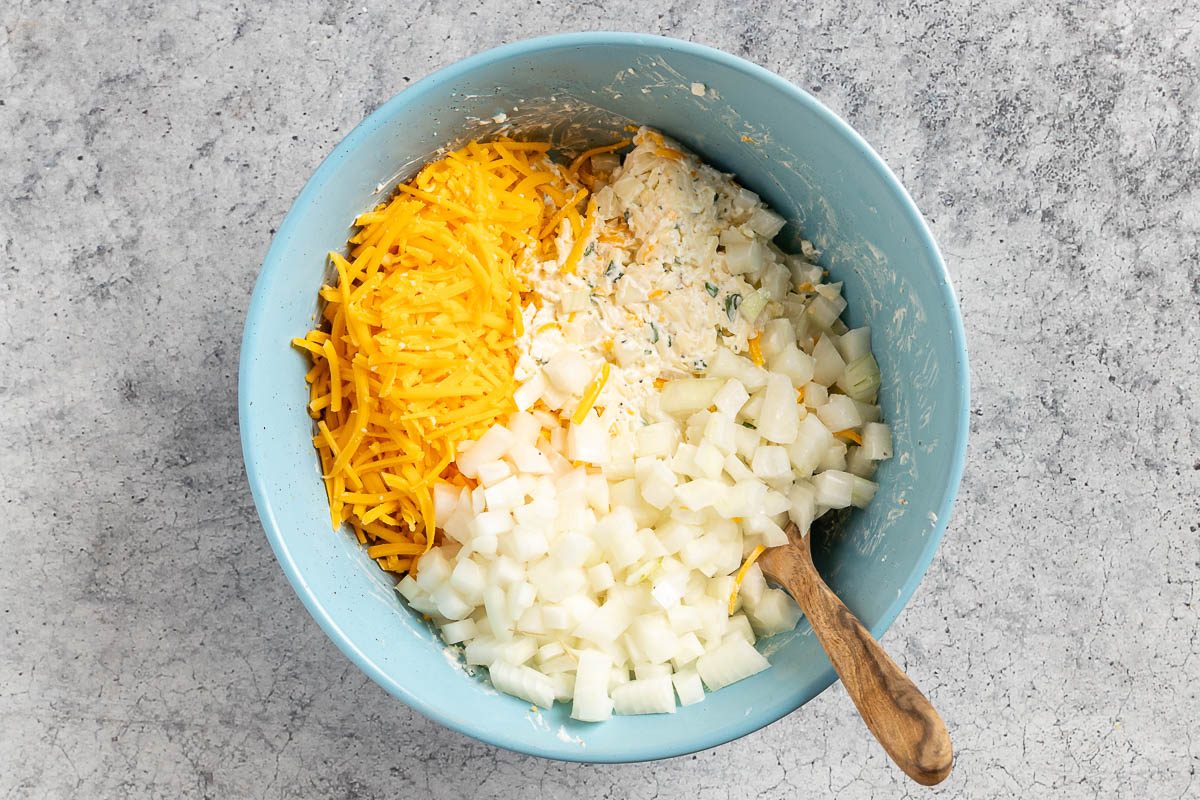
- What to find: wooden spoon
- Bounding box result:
[757,523,953,786]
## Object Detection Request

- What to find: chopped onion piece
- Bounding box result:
[738,289,771,324]
[696,637,769,691]
[660,378,724,415]
[757,373,801,444]
[672,668,706,706]
[812,470,854,509]
[836,327,872,362]
[861,422,893,460]
[811,334,847,386]
[612,677,676,715]
[850,475,879,508]
[816,394,863,432]
[837,354,882,402]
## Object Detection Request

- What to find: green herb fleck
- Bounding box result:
[692,358,708,373]
[604,261,624,282]
[649,322,660,344]
[725,293,742,321]
[623,210,632,224]
[583,242,595,257]
[741,421,757,429]
[705,282,719,297]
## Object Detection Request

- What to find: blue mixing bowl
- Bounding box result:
[239,32,968,762]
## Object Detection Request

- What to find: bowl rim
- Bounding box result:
[239,31,970,763]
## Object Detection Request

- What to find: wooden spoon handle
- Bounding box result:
[759,543,953,786]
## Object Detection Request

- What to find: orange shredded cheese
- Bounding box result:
[747,334,764,366]
[729,545,767,614]
[567,138,632,179]
[539,187,588,240]
[834,428,863,445]
[562,198,598,275]
[571,363,611,426]
[293,140,576,575]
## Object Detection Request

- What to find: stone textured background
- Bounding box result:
[2,1,1197,797]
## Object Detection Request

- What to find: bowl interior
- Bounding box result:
[240,33,968,763]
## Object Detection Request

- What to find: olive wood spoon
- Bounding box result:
[757,523,953,786]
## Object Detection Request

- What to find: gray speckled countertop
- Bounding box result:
[2,1,1198,797]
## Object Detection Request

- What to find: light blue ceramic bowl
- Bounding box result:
[239,33,968,763]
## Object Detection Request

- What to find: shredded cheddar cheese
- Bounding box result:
[571,362,611,426]
[561,198,598,275]
[729,544,767,614]
[834,428,863,445]
[747,334,764,366]
[294,140,576,575]
[567,138,632,179]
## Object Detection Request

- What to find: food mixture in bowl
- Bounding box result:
[292,128,892,721]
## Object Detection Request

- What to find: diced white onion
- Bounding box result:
[567,413,610,465]
[440,618,477,645]
[751,445,792,482]
[757,373,800,444]
[739,289,771,324]
[861,422,893,461]
[633,662,673,680]
[816,394,863,432]
[612,677,676,715]
[769,343,815,387]
[489,660,556,708]
[748,206,787,238]
[543,350,593,395]
[811,334,847,386]
[571,650,614,722]
[725,239,764,275]
[850,475,879,508]
[747,588,803,637]
[806,293,846,330]
[837,354,881,402]
[812,470,855,509]
[660,378,724,415]
[512,372,546,412]
[587,562,615,592]
[696,637,770,691]
[449,559,486,604]
[708,348,768,391]
[836,327,872,362]
[712,379,750,417]
[672,668,706,706]
[635,422,678,457]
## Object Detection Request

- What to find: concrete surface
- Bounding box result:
[2,1,1198,797]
